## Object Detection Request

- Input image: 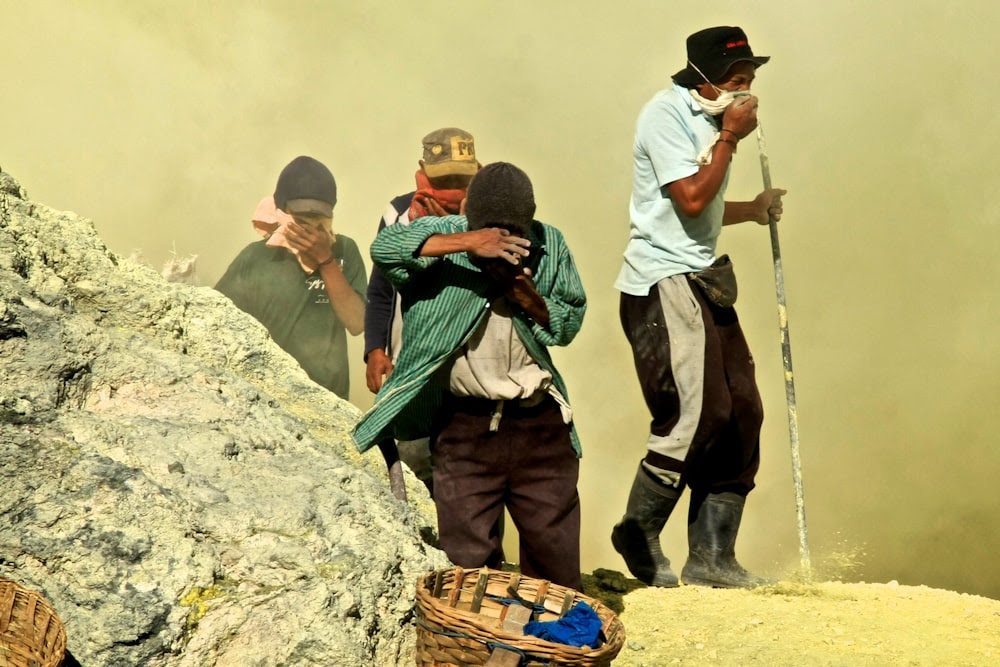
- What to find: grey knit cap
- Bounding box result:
[464,162,535,233]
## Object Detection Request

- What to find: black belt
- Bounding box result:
[447,393,553,417]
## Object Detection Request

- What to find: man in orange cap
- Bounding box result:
[364,128,479,495]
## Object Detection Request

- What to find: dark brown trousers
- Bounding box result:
[432,396,582,591]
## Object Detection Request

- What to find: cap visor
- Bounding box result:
[423,160,479,179]
[284,198,333,217]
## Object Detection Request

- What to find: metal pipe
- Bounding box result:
[755,121,812,578]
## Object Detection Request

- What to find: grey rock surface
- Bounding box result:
[0,167,448,666]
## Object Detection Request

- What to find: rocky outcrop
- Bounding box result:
[0,168,448,666]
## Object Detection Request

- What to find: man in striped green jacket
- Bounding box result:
[352,162,587,589]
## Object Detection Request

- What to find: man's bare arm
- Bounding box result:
[286,220,365,336]
[317,259,365,335]
[723,188,786,226]
[418,227,531,263]
[666,94,760,218]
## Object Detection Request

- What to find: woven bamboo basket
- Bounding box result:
[0,578,66,667]
[415,567,624,667]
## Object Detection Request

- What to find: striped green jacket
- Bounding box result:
[351,215,587,456]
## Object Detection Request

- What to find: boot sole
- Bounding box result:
[681,574,769,589]
[681,576,744,589]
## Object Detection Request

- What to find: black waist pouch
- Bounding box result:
[689,254,738,308]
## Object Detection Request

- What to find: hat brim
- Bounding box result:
[423,160,480,179]
[284,198,334,217]
[672,55,770,86]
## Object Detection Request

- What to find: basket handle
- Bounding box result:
[445,567,465,608]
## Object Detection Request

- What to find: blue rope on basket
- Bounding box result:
[486,594,548,616]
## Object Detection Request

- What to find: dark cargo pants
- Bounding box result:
[620,274,763,495]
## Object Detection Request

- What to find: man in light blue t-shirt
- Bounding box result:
[612,26,786,589]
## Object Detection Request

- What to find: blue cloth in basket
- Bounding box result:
[523,601,602,647]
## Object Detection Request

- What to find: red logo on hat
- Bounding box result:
[726,40,748,48]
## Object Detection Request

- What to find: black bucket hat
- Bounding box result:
[672,26,769,86]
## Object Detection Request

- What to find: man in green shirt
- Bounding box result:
[353,162,587,590]
[216,156,367,400]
